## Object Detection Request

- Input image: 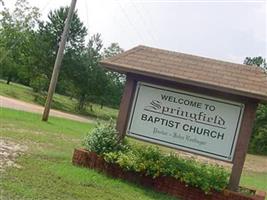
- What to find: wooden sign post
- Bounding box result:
[116,76,136,141]
[100,45,267,191]
[228,102,257,190]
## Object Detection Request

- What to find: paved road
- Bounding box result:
[0,95,94,123]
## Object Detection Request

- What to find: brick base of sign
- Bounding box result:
[72,148,266,200]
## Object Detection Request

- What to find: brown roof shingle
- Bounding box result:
[100,45,267,102]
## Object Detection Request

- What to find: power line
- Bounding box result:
[40,0,53,12]
[116,0,148,43]
[102,0,138,45]
[137,2,161,44]
[129,1,158,45]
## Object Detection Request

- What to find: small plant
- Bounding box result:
[83,120,126,155]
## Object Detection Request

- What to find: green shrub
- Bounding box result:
[83,121,127,155]
[84,123,229,193]
[249,104,267,155]
[250,125,267,155]
[104,144,229,193]
[30,74,48,93]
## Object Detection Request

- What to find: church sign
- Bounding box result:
[127,82,244,162]
[100,45,267,190]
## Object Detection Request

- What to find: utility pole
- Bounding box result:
[42,0,77,121]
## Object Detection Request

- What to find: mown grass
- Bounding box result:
[0,80,34,103]
[0,80,118,120]
[0,108,176,200]
[1,108,266,199]
[240,171,267,192]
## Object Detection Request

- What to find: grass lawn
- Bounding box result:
[0,108,176,200]
[240,171,267,192]
[0,80,118,120]
[1,108,266,199]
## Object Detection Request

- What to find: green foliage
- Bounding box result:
[0,1,124,109]
[249,103,267,154]
[0,0,40,85]
[34,6,87,98]
[243,56,266,69]
[102,43,125,108]
[244,56,267,155]
[253,104,267,137]
[66,35,125,110]
[83,121,126,155]
[69,34,104,111]
[103,43,124,58]
[29,74,48,93]
[250,125,267,155]
[45,6,87,53]
[104,144,229,193]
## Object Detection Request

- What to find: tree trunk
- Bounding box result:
[78,94,86,111]
[6,75,11,84]
[89,104,93,112]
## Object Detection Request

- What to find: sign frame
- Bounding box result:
[126,81,244,162]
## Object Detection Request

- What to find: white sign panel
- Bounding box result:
[127,82,244,162]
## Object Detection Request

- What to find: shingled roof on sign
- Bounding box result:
[100,45,267,102]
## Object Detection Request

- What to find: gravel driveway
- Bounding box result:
[0,95,93,123]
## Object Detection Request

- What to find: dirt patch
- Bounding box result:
[0,139,28,172]
[174,150,232,168]
[174,149,267,173]
[243,154,267,173]
[1,127,45,135]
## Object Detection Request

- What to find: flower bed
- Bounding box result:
[72,148,266,200]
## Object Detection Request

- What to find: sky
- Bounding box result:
[3,0,267,64]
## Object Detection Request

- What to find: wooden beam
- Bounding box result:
[116,74,136,140]
[228,101,258,191]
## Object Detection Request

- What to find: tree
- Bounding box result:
[23,6,88,95]
[103,43,124,58]
[244,56,267,155]
[32,6,87,95]
[42,6,87,54]
[0,0,40,84]
[66,33,105,111]
[102,43,125,108]
[243,56,266,69]
[0,1,125,111]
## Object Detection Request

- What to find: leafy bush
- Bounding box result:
[30,74,48,93]
[250,125,267,155]
[83,122,229,193]
[249,104,267,155]
[104,145,229,193]
[83,120,127,155]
